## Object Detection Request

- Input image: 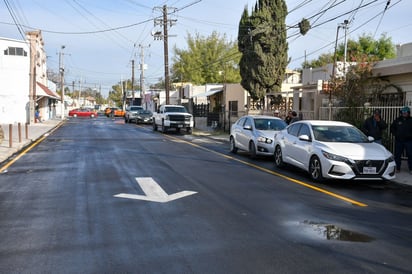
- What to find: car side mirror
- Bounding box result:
[367,136,375,142]
[298,134,311,142]
[244,125,252,130]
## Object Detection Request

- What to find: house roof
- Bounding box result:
[36,82,60,100]
[191,89,222,98]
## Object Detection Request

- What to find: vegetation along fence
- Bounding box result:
[320,101,412,157]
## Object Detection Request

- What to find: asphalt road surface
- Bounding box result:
[0,116,411,273]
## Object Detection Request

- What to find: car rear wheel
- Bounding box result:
[229,136,238,153]
[249,141,257,159]
[90,114,95,118]
[73,114,77,118]
[274,145,285,168]
[309,156,324,182]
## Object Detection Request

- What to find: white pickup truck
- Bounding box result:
[152,105,193,134]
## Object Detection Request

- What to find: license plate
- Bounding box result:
[363,167,377,174]
[178,124,183,128]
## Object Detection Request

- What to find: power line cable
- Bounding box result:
[3,0,26,40]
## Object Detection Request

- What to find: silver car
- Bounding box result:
[230,115,287,158]
[125,106,143,123]
[273,120,396,182]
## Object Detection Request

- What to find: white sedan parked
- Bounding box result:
[273,120,396,181]
[230,115,287,158]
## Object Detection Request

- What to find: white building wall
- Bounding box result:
[0,37,30,124]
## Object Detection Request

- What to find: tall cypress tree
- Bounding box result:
[238,0,288,100]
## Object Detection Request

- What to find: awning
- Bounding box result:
[191,89,223,98]
[36,82,60,100]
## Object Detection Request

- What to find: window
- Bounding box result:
[229,101,238,117]
[298,124,311,138]
[4,47,27,56]
[288,123,302,137]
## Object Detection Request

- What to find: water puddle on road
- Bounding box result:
[302,220,375,242]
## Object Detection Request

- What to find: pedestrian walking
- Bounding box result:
[362,109,387,144]
[290,111,300,124]
[35,109,42,123]
[284,110,292,125]
[390,106,412,173]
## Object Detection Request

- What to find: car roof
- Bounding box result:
[246,115,283,120]
[294,120,352,126]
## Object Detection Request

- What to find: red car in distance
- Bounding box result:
[68,108,97,118]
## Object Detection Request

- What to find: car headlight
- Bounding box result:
[321,150,349,162]
[257,136,273,144]
[165,114,169,120]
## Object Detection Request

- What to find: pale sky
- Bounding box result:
[1,0,410,96]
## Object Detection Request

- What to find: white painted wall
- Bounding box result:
[0,37,30,124]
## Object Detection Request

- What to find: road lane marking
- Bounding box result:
[166,134,368,207]
[114,177,197,203]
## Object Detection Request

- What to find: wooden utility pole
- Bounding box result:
[27,30,40,124]
[163,5,170,104]
[153,5,177,105]
[59,45,65,120]
[131,59,135,105]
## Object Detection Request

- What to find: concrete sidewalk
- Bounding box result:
[0,119,63,164]
[1,121,410,186]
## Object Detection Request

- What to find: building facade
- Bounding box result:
[0,31,60,125]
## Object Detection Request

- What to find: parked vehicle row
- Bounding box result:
[230,116,396,182]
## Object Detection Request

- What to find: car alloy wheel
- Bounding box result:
[229,137,238,153]
[309,156,323,182]
[274,145,285,168]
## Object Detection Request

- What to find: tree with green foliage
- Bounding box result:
[171,31,241,85]
[302,33,395,68]
[329,34,400,127]
[237,0,288,101]
[108,79,138,107]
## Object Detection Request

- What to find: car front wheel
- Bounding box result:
[249,141,257,159]
[229,136,238,153]
[309,156,324,182]
[274,145,285,168]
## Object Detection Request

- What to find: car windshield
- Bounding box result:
[130,106,142,111]
[164,106,187,113]
[254,118,287,131]
[138,110,152,114]
[312,125,369,143]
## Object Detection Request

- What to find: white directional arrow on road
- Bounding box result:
[114,177,197,203]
